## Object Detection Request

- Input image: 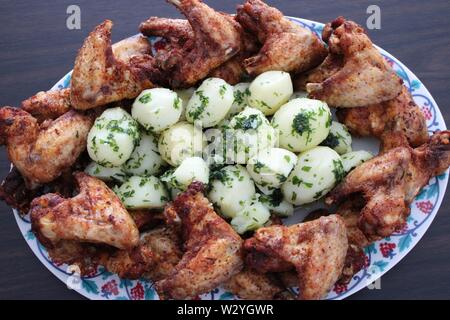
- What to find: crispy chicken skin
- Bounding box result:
[306,17,403,107]
[337,86,429,152]
[98,226,182,280]
[223,268,287,300]
[326,131,450,241]
[154,0,242,88]
[155,182,243,299]
[30,172,139,250]
[245,215,348,300]
[70,20,155,110]
[0,107,93,188]
[235,0,327,76]
[21,88,72,122]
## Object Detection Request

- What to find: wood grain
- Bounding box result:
[0,0,449,299]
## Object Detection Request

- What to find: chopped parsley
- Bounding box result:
[233,114,262,131]
[292,111,316,143]
[138,93,152,104]
[332,159,345,182]
[188,90,209,120]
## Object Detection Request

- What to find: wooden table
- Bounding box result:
[0,0,449,299]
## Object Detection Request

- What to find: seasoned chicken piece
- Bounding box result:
[156,0,241,88]
[337,86,429,152]
[235,0,327,75]
[223,268,287,300]
[112,34,152,64]
[70,20,155,110]
[141,15,256,84]
[30,172,139,250]
[0,107,93,188]
[21,88,72,122]
[306,17,403,107]
[98,226,182,280]
[155,182,243,299]
[245,215,348,300]
[326,131,450,241]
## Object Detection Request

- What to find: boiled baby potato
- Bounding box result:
[282,146,344,205]
[320,121,352,155]
[208,165,256,218]
[259,190,294,217]
[341,150,373,173]
[161,156,209,191]
[272,98,331,152]
[158,121,205,166]
[248,71,293,115]
[230,196,271,234]
[115,175,169,209]
[123,132,166,176]
[247,148,297,189]
[186,78,233,127]
[87,107,140,167]
[229,82,251,116]
[132,88,182,133]
[175,87,196,121]
[84,161,127,183]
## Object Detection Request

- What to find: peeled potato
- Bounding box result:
[158,121,205,166]
[259,190,294,217]
[229,82,251,116]
[230,196,271,234]
[123,132,166,176]
[186,78,233,127]
[84,161,127,183]
[115,176,169,209]
[320,121,352,155]
[248,71,293,115]
[208,165,256,218]
[132,88,182,133]
[87,107,140,167]
[272,98,331,152]
[247,148,297,189]
[175,87,196,121]
[161,157,209,191]
[341,150,373,173]
[282,146,344,205]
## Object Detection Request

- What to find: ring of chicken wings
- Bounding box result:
[326,131,450,241]
[303,17,403,107]
[70,20,156,110]
[245,215,348,300]
[235,0,327,76]
[30,172,139,250]
[0,107,93,188]
[155,182,243,300]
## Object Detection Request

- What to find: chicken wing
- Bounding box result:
[306,17,403,107]
[21,88,72,122]
[156,0,241,88]
[155,182,243,299]
[244,215,348,300]
[326,131,450,241]
[337,86,429,152]
[0,107,93,188]
[30,172,139,250]
[235,0,327,76]
[70,20,155,110]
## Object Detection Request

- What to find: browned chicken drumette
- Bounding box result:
[155,182,243,299]
[21,88,72,122]
[245,215,348,300]
[70,20,156,110]
[0,107,93,188]
[304,17,403,107]
[336,86,429,152]
[30,172,139,250]
[235,0,327,76]
[326,131,450,241]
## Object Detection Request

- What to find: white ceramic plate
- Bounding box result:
[13,17,448,300]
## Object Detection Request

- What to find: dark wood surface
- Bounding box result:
[0,0,449,300]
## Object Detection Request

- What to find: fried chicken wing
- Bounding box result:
[306,17,403,107]
[158,0,241,88]
[337,86,429,151]
[30,172,139,250]
[70,20,155,110]
[245,215,348,300]
[0,107,93,188]
[155,182,243,299]
[223,268,288,300]
[326,131,450,241]
[21,88,72,122]
[235,0,327,76]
